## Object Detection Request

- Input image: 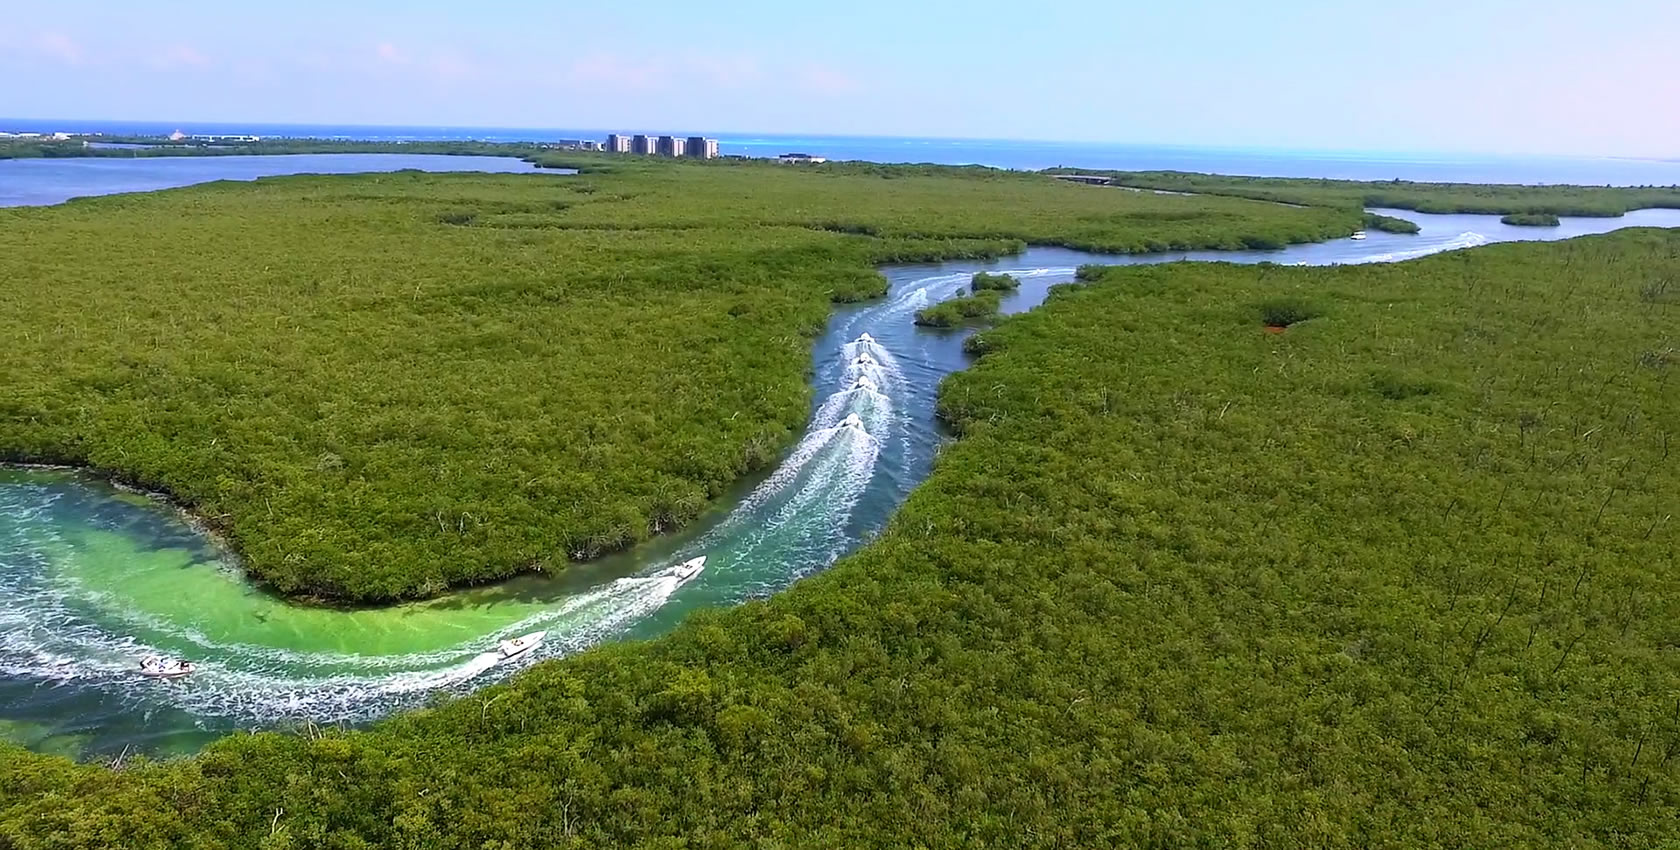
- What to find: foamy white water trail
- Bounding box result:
[1350,231,1488,264]
[0,325,910,732]
[10,214,1642,756]
[0,553,704,723]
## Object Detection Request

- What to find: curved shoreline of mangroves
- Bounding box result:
[0,160,1363,605]
[4,159,1680,846]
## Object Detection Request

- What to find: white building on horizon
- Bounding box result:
[605,133,718,158]
[656,135,686,157]
[686,137,719,159]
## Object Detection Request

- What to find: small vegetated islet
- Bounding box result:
[1502,212,1563,227]
[967,271,1021,292]
[914,291,1003,327]
[1363,211,1421,233]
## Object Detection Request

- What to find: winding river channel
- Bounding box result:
[4,158,1680,759]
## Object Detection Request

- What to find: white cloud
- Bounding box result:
[689,54,762,88]
[429,50,475,81]
[375,42,406,65]
[35,32,85,65]
[151,44,211,70]
[796,66,861,96]
[565,52,669,91]
[558,51,860,98]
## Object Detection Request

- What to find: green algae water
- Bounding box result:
[7,206,1680,759]
[0,264,917,758]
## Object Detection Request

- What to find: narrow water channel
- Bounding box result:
[4,205,1679,759]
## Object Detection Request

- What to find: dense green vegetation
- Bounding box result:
[0,139,90,159]
[1075,263,1107,281]
[0,137,549,160]
[5,228,1678,847]
[1363,211,1421,233]
[914,291,1004,327]
[1503,212,1563,226]
[967,271,1021,292]
[1069,169,1680,217]
[0,159,1355,602]
[1255,295,1323,328]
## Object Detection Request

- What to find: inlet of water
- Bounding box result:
[4,206,1680,758]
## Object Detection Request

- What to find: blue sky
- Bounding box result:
[2,0,1675,157]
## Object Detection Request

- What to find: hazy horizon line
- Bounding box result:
[4,116,1674,164]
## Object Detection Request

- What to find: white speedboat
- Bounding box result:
[137,655,195,679]
[497,631,547,660]
[672,555,707,584]
[856,333,875,344]
[840,413,864,430]
[852,375,877,392]
[1350,230,1368,240]
[853,352,877,367]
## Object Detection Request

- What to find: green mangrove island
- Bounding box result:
[911,271,1021,326]
[913,290,1003,327]
[1502,211,1564,226]
[1362,211,1421,233]
[3,157,1679,847]
[966,270,1021,292]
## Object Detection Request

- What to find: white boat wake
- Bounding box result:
[1,232,1579,750]
[1350,231,1488,264]
[0,326,910,726]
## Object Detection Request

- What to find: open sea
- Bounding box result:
[4,119,1678,186]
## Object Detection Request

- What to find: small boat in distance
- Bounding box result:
[672,555,707,584]
[137,655,195,679]
[1350,230,1368,240]
[497,631,547,661]
[841,413,864,430]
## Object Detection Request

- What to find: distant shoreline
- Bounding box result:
[3,120,1678,184]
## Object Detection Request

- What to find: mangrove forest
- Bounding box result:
[2,158,1678,847]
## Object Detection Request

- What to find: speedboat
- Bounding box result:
[137,655,195,679]
[672,555,706,584]
[497,631,547,660]
[852,375,878,392]
[840,413,864,430]
[853,352,876,367]
[856,333,875,344]
[1350,230,1368,240]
